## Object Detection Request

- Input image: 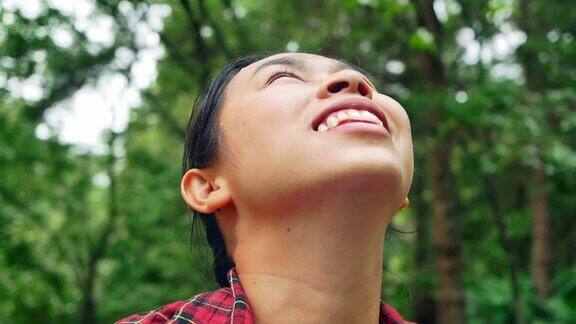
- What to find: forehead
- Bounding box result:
[246,53,346,73]
[230,53,352,86]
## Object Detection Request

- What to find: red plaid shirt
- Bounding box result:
[117,267,410,324]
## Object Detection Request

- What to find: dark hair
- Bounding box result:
[182,54,268,287]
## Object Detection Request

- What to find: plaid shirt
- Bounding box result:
[117,267,410,324]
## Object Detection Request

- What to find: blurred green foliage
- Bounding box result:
[0,0,574,323]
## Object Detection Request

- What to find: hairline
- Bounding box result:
[248,54,376,88]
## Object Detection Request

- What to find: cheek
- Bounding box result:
[219,90,309,172]
[217,92,311,212]
[376,95,414,188]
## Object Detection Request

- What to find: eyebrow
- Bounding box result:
[251,56,306,78]
[250,55,376,87]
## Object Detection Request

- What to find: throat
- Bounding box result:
[238,269,383,324]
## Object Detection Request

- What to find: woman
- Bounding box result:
[118,52,414,324]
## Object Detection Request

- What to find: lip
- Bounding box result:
[312,96,390,134]
[324,121,390,136]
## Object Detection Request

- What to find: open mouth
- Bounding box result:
[313,103,390,136]
[312,97,390,134]
[316,108,384,132]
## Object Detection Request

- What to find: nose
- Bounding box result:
[316,70,373,100]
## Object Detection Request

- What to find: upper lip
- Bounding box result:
[312,96,390,133]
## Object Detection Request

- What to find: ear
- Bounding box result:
[399,197,410,210]
[181,168,232,214]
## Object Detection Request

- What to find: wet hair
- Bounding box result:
[182,54,268,287]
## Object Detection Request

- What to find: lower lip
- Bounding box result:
[321,122,391,136]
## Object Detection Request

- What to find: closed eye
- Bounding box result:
[266,70,303,85]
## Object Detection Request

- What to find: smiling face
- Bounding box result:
[214,53,413,217]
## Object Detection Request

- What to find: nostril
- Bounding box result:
[358,82,370,96]
[328,81,349,93]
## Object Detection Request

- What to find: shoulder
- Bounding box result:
[115,287,238,324]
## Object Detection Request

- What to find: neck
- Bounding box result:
[229,178,396,324]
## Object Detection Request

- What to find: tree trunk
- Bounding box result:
[427,146,466,324]
[531,166,550,299]
[79,131,120,323]
[80,258,97,324]
[412,176,437,323]
[412,0,467,322]
[517,0,551,300]
[485,176,526,324]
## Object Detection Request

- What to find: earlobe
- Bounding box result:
[399,197,410,210]
[181,169,232,214]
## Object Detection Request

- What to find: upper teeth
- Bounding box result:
[317,108,383,132]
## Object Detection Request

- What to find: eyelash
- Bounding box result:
[266,70,303,85]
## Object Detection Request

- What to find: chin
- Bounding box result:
[337,162,402,190]
[300,151,405,198]
[238,147,409,213]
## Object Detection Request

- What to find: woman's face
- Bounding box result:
[216,53,413,215]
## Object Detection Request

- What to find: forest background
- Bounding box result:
[1,0,574,323]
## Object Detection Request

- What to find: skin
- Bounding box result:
[181,53,414,324]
